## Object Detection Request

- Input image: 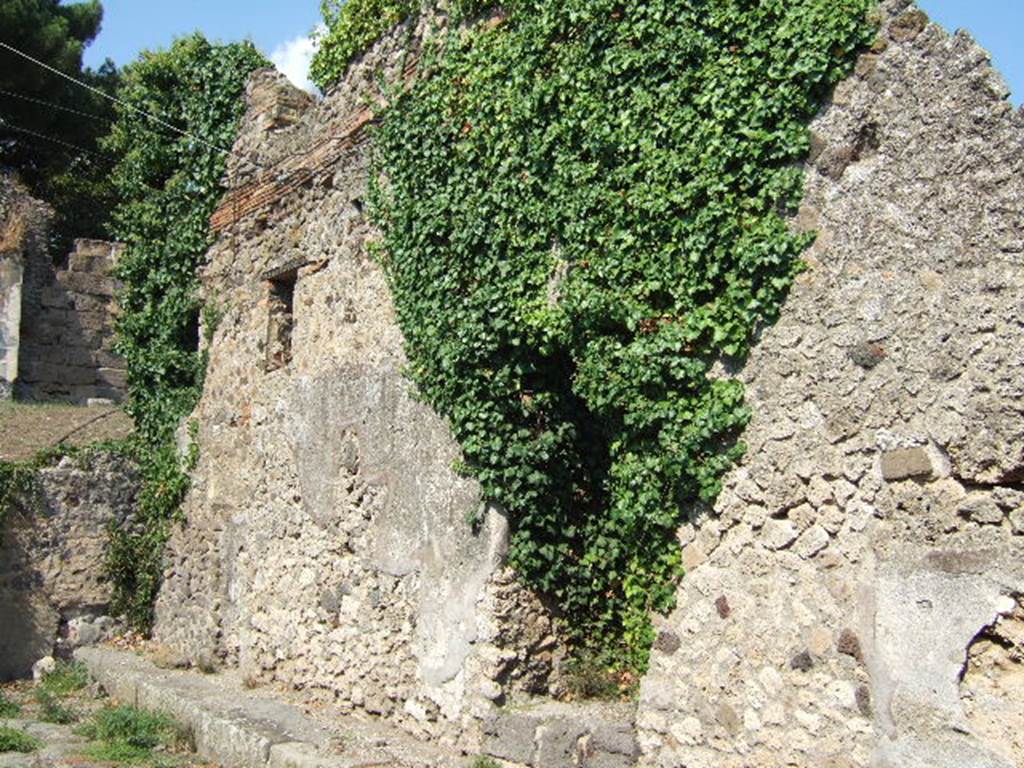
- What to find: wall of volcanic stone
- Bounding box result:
[637,3,1024,767]
[0,453,138,680]
[152,16,565,749]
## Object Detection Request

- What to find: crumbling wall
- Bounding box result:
[16,238,127,404]
[0,453,138,680]
[0,174,50,399]
[637,3,1024,767]
[154,15,565,749]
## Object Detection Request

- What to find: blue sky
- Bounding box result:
[80,1,1023,102]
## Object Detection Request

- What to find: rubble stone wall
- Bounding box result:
[0,175,50,399]
[0,453,138,680]
[153,15,566,751]
[152,1,1024,764]
[16,238,127,404]
[637,3,1024,768]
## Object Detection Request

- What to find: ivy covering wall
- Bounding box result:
[101,35,267,629]
[353,0,877,672]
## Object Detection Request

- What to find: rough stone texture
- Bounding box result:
[960,596,1024,766]
[76,646,456,768]
[480,701,638,768]
[154,20,565,752]
[0,174,51,399]
[0,453,137,680]
[16,238,127,404]
[637,3,1024,767]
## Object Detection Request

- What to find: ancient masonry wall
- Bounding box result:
[637,3,1024,768]
[155,1,1024,765]
[0,453,138,680]
[0,174,50,400]
[17,238,128,404]
[153,14,571,754]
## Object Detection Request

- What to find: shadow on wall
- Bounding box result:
[15,239,128,404]
[0,512,61,680]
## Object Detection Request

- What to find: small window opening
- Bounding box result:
[266,270,296,371]
[182,307,200,352]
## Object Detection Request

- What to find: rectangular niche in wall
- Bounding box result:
[265,267,297,372]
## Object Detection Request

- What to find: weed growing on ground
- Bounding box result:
[33,689,77,725]
[38,660,89,697]
[77,705,184,764]
[0,691,19,718]
[561,650,636,701]
[0,725,39,753]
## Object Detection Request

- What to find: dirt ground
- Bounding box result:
[0,402,134,462]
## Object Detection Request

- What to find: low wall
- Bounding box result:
[0,452,138,680]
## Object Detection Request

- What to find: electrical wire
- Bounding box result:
[0,113,112,166]
[0,40,266,172]
[0,113,245,200]
[0,86,115,124]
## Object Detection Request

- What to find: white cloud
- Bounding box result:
[270,27,324,94]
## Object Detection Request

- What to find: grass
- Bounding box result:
[0,691,20,718]
[38,660,89,697]
[33,689,77,725]
[76,705,185,765]
[0,725,39,753]
[469,757,502,768]
[561,651,634,701]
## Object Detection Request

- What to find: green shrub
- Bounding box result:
[0,725,38,753]
[0,459,42,537]
[310,0,417,89]
[371,0,877,671]
[101,34,267,631]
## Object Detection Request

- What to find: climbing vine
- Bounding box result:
[310,0,416,89]
[0,459,40,536]
[364,0,877,671]
[101,34,267,629]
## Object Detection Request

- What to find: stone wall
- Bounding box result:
[16,238,127,404]
[0,174,50,400]
[637,3,1024,767]
[152,1,1024,764]
[153,14,566,751]
[0,453,138,680]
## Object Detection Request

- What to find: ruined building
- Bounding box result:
[0,174,127,404]
[3,1,1024,766]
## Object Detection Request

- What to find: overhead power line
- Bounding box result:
[0,113,112,165]
[0,86,115,124]
[0,40,266,172]
[0,114,244,200]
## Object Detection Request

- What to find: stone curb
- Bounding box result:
[74,647,451,768]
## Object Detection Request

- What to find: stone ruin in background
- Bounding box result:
[0,174,127,404]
